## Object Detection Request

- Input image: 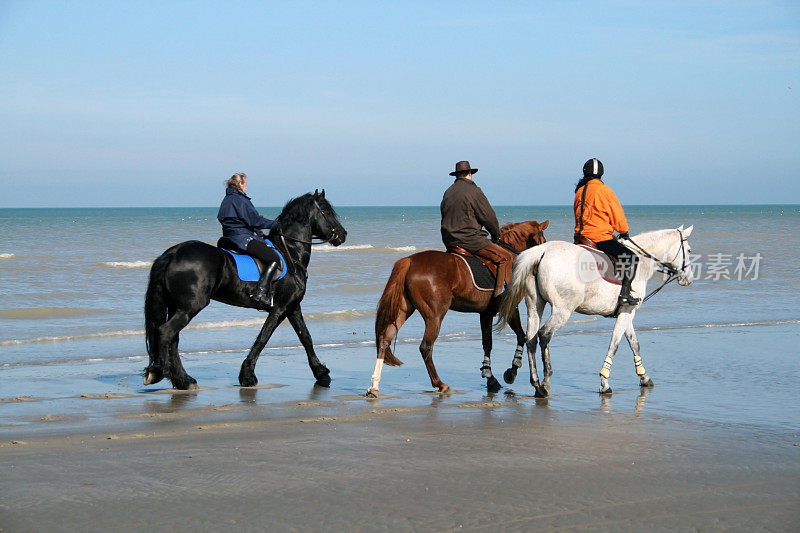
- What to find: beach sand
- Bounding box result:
[2,390,798,532]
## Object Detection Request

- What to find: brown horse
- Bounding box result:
[366,220,549,397]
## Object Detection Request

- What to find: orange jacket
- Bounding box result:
[574,179,629,243]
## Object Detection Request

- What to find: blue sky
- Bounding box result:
[1,1,798,207]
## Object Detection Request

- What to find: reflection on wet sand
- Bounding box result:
[143,390,199,414]
[598,387,652,414]
[634,386,651,413]
[238,386,258,404]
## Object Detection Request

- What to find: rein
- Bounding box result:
[496,240,522,255]
[624,230,688,303]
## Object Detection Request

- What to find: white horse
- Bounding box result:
[497,226,693,395]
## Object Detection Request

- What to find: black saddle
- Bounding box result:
[446,247,495,291]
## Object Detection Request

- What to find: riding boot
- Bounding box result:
[252,262,279,308]
[492,258,510,298]
[617,272,641,307]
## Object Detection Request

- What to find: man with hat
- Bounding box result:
[440,161,514,297]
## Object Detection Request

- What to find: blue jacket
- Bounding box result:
[217,187,280,250]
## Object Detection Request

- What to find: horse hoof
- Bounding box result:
[438,385,452,394]
[315,376,331,388]
[641,378,654,388]
[503,368,517,384]
[365,388,379,399]
[239,375,258,388]
[143,372,159,386]
[534,387,548,398]
[487,376,502,393]
[173,379,198,391]
[599,387,613,395]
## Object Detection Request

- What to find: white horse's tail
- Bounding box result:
[497,246,547,330]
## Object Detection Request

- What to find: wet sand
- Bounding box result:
[2,322,799,530]
[2,394,798,531]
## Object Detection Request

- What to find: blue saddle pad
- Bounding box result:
[221,239,287,282]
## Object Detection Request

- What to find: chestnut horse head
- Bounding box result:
[367,219,549,397]
[498,220,549,251]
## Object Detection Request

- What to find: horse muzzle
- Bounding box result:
[330,229,347,246]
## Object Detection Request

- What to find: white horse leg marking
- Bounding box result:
[599,314,631,393]
[625,322,653,387]
[367,358,384,396]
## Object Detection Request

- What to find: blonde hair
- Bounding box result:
[225,172,247,189]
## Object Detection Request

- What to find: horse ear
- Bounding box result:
[540,220,549,230]
[677,224,684,231]
[320,189,325,198]
[684,225,693,237]
[314,189,319,197]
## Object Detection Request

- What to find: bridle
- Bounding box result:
[624,229,689,303]
[496,223,546,255]
[279,199,341,246]
[276,199,341,275]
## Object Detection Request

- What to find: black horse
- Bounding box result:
[143,190,347,390]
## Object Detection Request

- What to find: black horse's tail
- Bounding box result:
[144,250,172,362]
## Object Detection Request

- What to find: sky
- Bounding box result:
[0,1,798,207]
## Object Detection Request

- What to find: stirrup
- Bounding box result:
[251,288,273,309]
[617,294,641,306]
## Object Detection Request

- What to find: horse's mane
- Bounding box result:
[276,193,340,227]
[501,221,533,241]
[628,229,674,246]
[499,221,544,250]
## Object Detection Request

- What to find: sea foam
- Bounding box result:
[101,261,153,268]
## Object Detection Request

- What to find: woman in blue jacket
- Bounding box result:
[217,173,282,308]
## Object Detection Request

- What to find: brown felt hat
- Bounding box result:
[449,160,478,177]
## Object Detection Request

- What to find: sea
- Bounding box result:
[1,205,798,438]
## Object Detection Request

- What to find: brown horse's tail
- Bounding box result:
[375,257,411,367]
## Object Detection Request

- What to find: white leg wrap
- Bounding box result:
[370,358,384,391]
[633,354,646,376]
[599,356,613,379]
[513,346,523,368]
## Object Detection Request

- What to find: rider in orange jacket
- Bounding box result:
[574,158,640,307]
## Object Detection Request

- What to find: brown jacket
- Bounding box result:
[440,177,501,253]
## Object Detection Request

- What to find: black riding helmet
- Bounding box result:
[583,158,604,178]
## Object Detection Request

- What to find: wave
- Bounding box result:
[0,308,376,346]
[564,318,800,336]
[314,244,418,253]
[0,253,14,260]
[3,317,796,349]
[0,328,145,347]
[568,316,599,324]
[0,307,110,320]
[304,309,372,321]
[0,333,457,369]
[314,244,374,252]
[101,261,153,268]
